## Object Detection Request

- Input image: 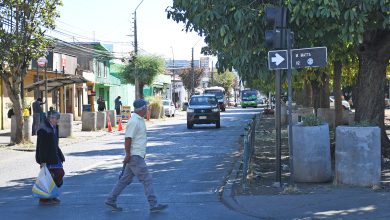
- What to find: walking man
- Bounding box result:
[105,99,168,212]
[32,98,44,135]
[114,96,122,116]
[35,111,65,205]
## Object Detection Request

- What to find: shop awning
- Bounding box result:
[25,75,88,92]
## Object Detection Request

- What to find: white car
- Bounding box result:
[162,99,176,117]
[329,96,351,110]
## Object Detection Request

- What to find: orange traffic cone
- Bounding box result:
[107,115,113,133]
[117,118,123,131]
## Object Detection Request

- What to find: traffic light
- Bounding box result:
[264,6,287,49]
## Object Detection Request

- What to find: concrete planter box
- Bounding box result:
[292,123,332,182]
[11,116,32,143]
[58,113,73,138]
[82,112,97,131]
[106,110,117,127]
[96,112,107,130]
[292,107,314,124]
[335,126,381,186]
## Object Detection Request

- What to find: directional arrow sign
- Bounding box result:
[268,50,288,70]
[291,47,327,69]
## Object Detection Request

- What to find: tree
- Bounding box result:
[178,68,203,96]
[121,54,165,99]
[289,0,390,155]
[212,70,236,98]
[0,0,62,144]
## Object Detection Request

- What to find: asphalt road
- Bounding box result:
[0,108,261,220]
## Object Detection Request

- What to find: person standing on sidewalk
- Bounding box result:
[35,111,65,205]
[114,96,122,116]
[105,99,168,213]
[97,96,106,112]
[32,98,44,135]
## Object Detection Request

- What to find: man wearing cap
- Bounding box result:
[35,111,65,205]
[105,99,168,213]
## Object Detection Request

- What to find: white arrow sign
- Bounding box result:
[271,53,285,66]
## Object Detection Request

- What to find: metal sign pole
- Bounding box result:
[275,69,282,185]
[287,29,294,183]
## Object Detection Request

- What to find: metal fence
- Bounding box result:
[242,114,258,188]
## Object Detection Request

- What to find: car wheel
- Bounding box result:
[216,120,220,128]
[187,122,193,129]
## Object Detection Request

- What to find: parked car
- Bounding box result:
[329,96,351,110]
[162,99,175,117]
[186,94,220,129]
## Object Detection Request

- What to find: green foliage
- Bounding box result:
[0,0,62,74]
[350,120,375,127]
[120,54,165,86]
[301,114,322,126]
[167,1,270,82]
[212,70,236,96]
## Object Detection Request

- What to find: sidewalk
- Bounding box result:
[0,110,187,150]
[222,114,390,219]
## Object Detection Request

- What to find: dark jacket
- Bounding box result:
[35,120,65,165]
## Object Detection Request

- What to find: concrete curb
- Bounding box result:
[220,146,263,219]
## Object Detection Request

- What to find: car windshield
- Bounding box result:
[204,90,224,99]
[242,91,257,101]
[190,97,218,106]
[162,101,170,106]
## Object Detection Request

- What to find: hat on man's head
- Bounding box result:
[133,99,148,110]
[48,111,60,119]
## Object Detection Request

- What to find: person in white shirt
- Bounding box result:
[105,99,168,213]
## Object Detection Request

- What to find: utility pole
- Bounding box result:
[191,47,194,95]
[171,47,175,105]
[133,0,144,99]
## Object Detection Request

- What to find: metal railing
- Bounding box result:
[242,114,258,188]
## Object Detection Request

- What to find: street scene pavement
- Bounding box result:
[0,108,260,220]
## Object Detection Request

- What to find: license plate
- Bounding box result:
[199,116,207,119]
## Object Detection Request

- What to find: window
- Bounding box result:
[104,62,108,78]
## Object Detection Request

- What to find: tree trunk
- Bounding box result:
[139,82,145,99]
[320,72,330,108]
[333,60,343,128]
[303,79,312,107]
[310,78,320,114]
[355,30,390,156]
[2,74,25,144]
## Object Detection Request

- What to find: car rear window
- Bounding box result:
[190,97,218,106]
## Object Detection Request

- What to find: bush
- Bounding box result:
[301,114,322,126]
[350,120,375,127]
[146,96,163,119]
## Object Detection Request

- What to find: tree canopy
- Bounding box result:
[120,54,165,98]
[0,0,62,144]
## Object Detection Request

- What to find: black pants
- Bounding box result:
[115,108,121,115]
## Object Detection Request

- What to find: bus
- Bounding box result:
[204,86,226,111]
[241,89,258,108]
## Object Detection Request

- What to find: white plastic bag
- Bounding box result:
[32,165,60,198]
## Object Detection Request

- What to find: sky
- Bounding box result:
[50,0,212,62]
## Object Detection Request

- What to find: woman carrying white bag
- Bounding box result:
[33,111,65,205]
